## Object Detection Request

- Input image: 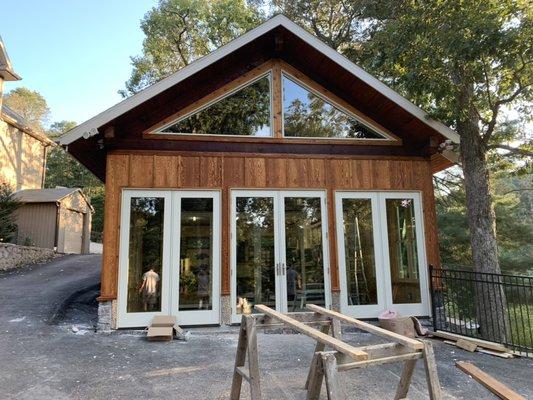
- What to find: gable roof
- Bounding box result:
[14,187,94,212]
[58,14,459,147]
[0,36,21,81]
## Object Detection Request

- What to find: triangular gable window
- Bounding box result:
[282,74,388,139]
[159,74,272,137]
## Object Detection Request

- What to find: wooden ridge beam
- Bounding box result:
[306,304,424,350]
[254,305,368,361]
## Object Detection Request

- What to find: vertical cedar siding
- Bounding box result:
[99,152,440,300]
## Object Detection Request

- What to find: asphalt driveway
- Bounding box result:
[0,255,531,399]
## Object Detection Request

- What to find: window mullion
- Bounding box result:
[272,60,283,138]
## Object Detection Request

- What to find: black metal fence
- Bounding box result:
[430,266,533,356]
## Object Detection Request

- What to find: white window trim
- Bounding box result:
[280,71,396,142]
[154,72,274,138]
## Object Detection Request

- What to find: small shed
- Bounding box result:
[13,188,93,254]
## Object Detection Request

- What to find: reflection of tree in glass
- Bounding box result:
[164,77,271,136]
[236,197,276,308]
[284,197,324,285]
[130,197,164,271]
[283,77,383,139]
[127,197,165,313]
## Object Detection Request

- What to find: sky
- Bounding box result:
[1,1,155,126]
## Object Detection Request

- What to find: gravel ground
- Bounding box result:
[0,255,531,399]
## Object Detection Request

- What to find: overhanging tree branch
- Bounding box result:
[488,144,533,158]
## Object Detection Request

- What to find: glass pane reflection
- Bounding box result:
[342,199,378,305]
[179,198,214,311]
[386,198,421,304]
[284,197,325,311]
[127,197,165,313]
[236,197,276,314]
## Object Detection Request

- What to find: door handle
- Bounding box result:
[282,263,286,275]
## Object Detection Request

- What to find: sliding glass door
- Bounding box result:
[336,192,429,317]
[231,190,330,322]
[117,190,220,328]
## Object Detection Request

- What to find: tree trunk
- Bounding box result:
[457,100,509,343]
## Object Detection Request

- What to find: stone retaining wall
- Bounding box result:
[0,243,55,271]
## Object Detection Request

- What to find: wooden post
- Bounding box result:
[305,324,330,389]
[422,340,442,400]
[394,359,418,400]
[230,315,262,400]
[245,316,261,400]
[230,318,248,400]
[321,352,347,400]
[306,352,324,400]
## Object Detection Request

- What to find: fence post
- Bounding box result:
[429,265,438,332]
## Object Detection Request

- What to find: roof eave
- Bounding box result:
[0,69,21,81]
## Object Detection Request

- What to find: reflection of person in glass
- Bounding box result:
[138,268,160,311]
[286,265,302,302]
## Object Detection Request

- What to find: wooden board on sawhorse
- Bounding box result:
[230,304,442,400]
[230,307,367,400]
[305,305,442,400]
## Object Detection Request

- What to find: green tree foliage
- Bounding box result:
[437,170,532,276]
[122,0,264,96]
[45,121,105,240]
[3,87,50,132]
[0,183,21,243]
[277,0,532,275]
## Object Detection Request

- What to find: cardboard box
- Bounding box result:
[151,315,176,327]
[147,326,173,341]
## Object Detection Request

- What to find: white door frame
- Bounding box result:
[230,189,331,323]
[117,189,221,328]
[335,191,430,318]
[379,192,430,317]
[117,189,172,328]
[335,192,387,318]
[170,190,221,325]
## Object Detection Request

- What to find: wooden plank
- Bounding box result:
[307,305,424,350]
[456,338,478,352]
[432,330,508,352]
[200,156,222,187]
[456,361,525,400]
[254,305,368,361]
[422,341,442,400]
[337,352,422,371]
[129,154,154,187]
[477,348,515,359]
[100,154,129,299]
[153,155,178,187]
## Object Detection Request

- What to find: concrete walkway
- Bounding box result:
[0,255,531,399]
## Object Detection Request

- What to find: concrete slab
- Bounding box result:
[0,255,531,399]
